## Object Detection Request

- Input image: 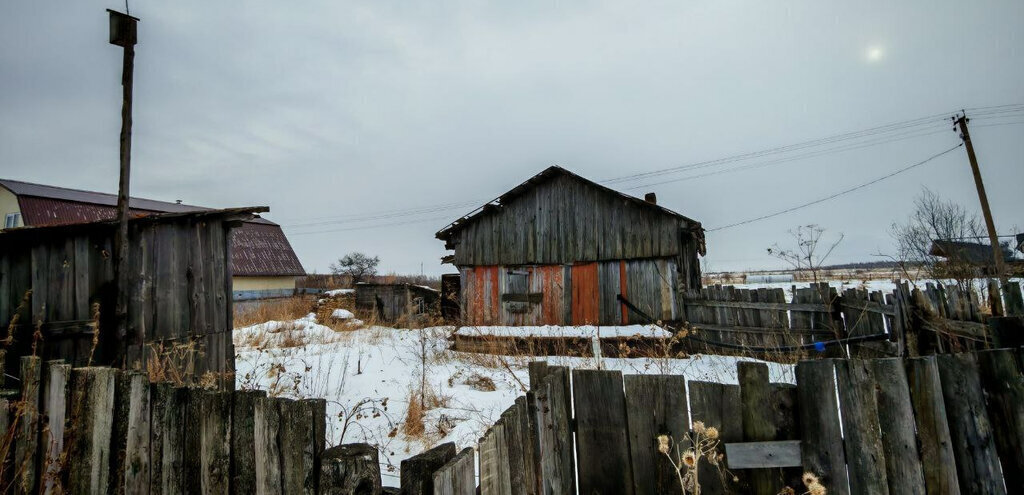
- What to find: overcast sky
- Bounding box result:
[2,1,1022,276]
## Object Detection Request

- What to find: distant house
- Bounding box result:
[354,283,440,323]
[929,240,1016,266]
[436,166,705,326]
[1,179,305,300]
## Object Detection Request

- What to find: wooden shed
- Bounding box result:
[436,166,705,326]
[354,283,440,323]
[0,206,266,383]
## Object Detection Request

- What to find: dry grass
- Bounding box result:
[234,296,315,328]
[403,389,425,438]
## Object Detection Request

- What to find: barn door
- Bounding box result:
[570,263,599,325]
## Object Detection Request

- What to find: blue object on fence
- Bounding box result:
[814,341,826,352]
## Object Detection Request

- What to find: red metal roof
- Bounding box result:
[2,179,303,277]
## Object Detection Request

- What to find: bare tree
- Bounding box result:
[767,224,845,283]
[890,188,985,292]
[330,252,380,284]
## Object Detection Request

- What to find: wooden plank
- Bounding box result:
[254,396,283,495]
[572,368,633,495]
[724,440,801,468]
[15,355,40,494]
[977,349,1024,489]
[795,359,849,495]
[279,399,313,494]
[738,361,785,493]
[319,443,382,494]
[687,381,742,495]
[904,356,960,494]
[867,358,926,495]
[534,366,574,494]
[689,322,833,336]
[478,425,501,495]
[834,359,889,495]
[200,390,231,494]
[230,390,265,494]
[150,384,186,495]
[513,396,538,495]
[624,374,687,495]
[684,298,831,313]
[112,370,151,495]
[500,404,526,495]
[66,367,116,494]
[527,361,548,391]
[40,361,69,495]
[401,442,457,495]
[936,353,1005,494]
[433,447,475,495]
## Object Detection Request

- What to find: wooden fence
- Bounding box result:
[683,280,1024,359]
[411,349,1024,495]
[0,354,347,495]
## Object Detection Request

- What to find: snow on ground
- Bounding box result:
[454,324,673,338]
[234,313,792,487]
[331,308,356,320]
[324,288,355,296]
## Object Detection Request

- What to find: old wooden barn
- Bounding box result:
[436,166,705,326]
[0,206,266,383]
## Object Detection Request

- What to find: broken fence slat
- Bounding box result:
[724,440,802,469]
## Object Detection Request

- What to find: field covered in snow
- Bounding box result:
[233,311,792,486]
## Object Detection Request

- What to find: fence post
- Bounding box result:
[15,355,41,494]
[795,359,848,495]
[432,447,475,495]
[40,360,69,495]
[319,443,382,495]
[400,442,456,495]
[111,370,151,495]
[935,353,1004,495]
[738,361,790,492]
[66,367,116,494]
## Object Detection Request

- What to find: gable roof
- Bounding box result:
[435,165,701,241]
[1,178,304,277]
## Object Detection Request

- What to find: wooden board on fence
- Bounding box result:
[868,358,926,495]
[624,374,687,495]
[513,396,538,495]
[200,390,231,494]
[231,389,265,494]
[738,362,788,493]
[67,367,116,495]
[499,404,526,495]
[905,356,960,494]
[687,381,742,495]
[434,447,475,495]
[401,442,457,495]
[835,359,889,495]
[16,356,40,494]
[795,359,849,495]
[112,371,151,495]
[977,349,1024,489]
[254,396,283,494]
[150,384,186,495]
[41,361,70,495]
[724,440,800,468]
[572,369,634,495]
[279,398,316,494]
[936,353,1006,494]
[534,366,575,495]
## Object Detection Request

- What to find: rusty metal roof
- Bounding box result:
[435,165,702,241]
[1,178,303,277]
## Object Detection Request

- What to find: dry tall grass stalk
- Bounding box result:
[233,296,314,328]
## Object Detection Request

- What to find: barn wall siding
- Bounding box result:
[460,258,678,326]
[451,175,694,267]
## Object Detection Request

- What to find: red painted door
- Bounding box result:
[571,263,599,325]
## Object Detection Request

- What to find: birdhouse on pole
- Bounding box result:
[107,9,138,47]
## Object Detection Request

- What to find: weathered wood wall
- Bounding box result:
[459,258,681,326]
[354,283,439,322]
[0,214,237,381]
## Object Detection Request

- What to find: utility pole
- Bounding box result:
[954,113,1009,286]
[109,9,139,366]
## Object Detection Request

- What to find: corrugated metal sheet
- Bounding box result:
[460,259,678,326]
[4,180,301,277]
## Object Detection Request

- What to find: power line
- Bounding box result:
[706,144,964,232]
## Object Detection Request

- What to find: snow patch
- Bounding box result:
[454,325,673,339]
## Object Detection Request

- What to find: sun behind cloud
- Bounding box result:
[866,45,884,62]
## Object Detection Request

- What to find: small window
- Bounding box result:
[4,213,20,229]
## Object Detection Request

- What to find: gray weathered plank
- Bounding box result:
[624,374,687,495]
[905,356,960,495]
[868,358,926,495]
[795,359,849,495]
[572,368,634,495]
[724,440,801,468]
[834,359,889,495]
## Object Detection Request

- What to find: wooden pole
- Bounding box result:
[954,114,1009,286]
[109,10,138,366]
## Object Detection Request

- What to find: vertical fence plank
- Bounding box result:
[15,355,40,494]
[433,447,475,495]
[150,383,186,495]
[513,396,537,495]
[254,395,283,495]
[795,359,849,495]
[738,361,787,493]
[279,399,313,494]
[688,381,742,495]
[624,374,687,495]
[835,359,889,495]
[183,388,202,494]
[319,443,382,495]
[200,390,231,494]
[401,442,456,495]
[112,371,151,495]
[572,368,634,495]
[500,404,525,495]
[523,390,542,494]
[66,367,116,494]
[936,353,1005,494]
[305,398,327,493]
[868,358,926,495]
[977,349,1024,489]
[534,366,574,495]
[478,425,501,495]
[40,361,69,495]
[231,389,265,495]
[905,356,960,494]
